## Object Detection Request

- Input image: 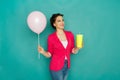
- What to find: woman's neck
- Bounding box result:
[56,29,64,35]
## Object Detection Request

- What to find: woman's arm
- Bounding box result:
[38,45,51,58]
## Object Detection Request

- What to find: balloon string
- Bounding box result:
[38,34,40,59]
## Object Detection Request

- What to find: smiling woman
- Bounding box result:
[38,13,81,80]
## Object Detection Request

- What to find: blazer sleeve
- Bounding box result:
[70,32,75,53]
[47,35,54,56]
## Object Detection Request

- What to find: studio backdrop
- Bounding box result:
[0,0,120,80]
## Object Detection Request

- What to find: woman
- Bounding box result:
[38,13,82,80]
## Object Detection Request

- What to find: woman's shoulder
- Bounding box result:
[64,30,73,35]
[48,32,56,39]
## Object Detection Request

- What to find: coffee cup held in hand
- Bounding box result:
[76,34,83,48]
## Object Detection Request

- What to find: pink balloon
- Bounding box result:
[27,11,47,34]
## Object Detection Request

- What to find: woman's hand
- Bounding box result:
[72,42,84,54]
[38,45,51,58]
[72,47,80,54]
[38,45,45,54]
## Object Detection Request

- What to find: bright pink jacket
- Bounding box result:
[47,30,74,71]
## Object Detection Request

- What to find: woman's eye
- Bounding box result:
[57,20,61,22]
[57,19,64,22]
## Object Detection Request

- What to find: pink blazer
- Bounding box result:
[47,30,75,71]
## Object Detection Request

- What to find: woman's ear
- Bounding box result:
[53,23,56,27]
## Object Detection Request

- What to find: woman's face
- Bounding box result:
[53,16,64,30]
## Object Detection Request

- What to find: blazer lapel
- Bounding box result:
[64,31,70,50]
[54,32,65,50]
[54,31,70,50]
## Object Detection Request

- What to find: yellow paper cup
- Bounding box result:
[76,34,83,48]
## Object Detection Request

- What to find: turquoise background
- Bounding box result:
[0,0,120,80]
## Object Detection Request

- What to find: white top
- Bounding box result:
[61,40,68,48]
[61,40,68,60]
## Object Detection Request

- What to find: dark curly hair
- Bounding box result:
[50,13,63,29]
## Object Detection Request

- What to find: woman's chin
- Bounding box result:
[61,26,64,29]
